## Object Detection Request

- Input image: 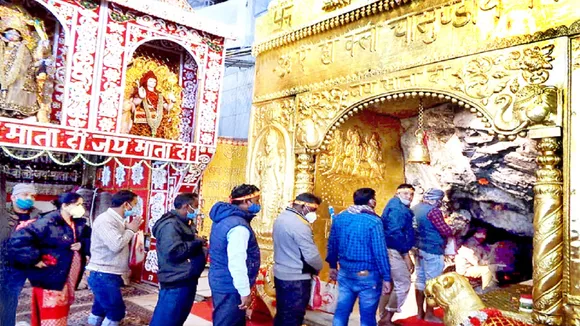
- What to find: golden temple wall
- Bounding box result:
[250,0,580,323]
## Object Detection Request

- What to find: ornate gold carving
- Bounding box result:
[319,127,385,180]
[296,89,348,148]
[450,43,555,110]
[248,99,296,250]
[314,111,404,208]
[573,38,580,70]
[533,137,564,325]
[252,99,294,135]
[493,85,558,133]
[255,256,276,317]
[322,0,351,12]
[425,273,533,325]
[254,0,412,54]
[295,151,315,195]
[274,54,292,77]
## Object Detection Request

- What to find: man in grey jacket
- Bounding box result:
[273,193,323,326]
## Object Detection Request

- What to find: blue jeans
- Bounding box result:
[150,283,198,326]
[211,292,246,326]
[274,278,311,326]
[0,266,26,326]
[415,250,445,291]
[333,270,382,326]
[88,272,126,323]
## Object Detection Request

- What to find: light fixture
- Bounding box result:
[407,98,431,165]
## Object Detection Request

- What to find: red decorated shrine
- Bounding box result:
[0,0,230,284]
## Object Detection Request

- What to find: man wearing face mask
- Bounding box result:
[86,190,143,326]
[208,184,261,326]
[272,193,323,326]
[378,184,416,326]
[0,183,39,326]
[150,193,206,326]
[327,188,392,326]
[413,188,452,323]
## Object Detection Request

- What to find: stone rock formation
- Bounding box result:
[400,104,536,236]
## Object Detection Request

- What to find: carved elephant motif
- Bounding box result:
[493,84,558,133]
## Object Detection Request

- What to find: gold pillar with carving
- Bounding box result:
[533,137,564,325]
[295,150,315,195]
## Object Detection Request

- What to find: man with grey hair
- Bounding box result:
[0,183,39,325]
[412,188,452,323]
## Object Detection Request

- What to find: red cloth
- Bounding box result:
[31,222,82,326]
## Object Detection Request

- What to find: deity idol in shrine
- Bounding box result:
[121,57,182,140]
[0,4,53,122]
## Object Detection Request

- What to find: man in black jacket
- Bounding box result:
[150,193,206,326]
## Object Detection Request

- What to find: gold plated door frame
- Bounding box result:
[290,88,565,325]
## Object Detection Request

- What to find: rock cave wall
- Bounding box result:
[400,103,537,236]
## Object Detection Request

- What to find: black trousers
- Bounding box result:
[274,277,312,326]
[212,292,246,326]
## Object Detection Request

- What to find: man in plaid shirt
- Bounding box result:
[413,188,451,323]
[326,188,392,326]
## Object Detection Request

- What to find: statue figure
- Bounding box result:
[423,272,531,326]
[255,129,284,232]
[123,71,176,138]
[0,4,52,120]
[121,57,182,140]
[365,132,384,179]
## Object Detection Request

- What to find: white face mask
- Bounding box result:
[399,198,411,206]
[304,212,317,224]
[68,205,86,218]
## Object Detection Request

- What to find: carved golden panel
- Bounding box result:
[288,38,567,147]
[311,110,405,278]
[568,36,580,301]
[254,0,579,101]
[247,98,296,252]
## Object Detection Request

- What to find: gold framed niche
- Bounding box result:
[312,109,406,279]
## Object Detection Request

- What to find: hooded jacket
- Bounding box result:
[208,202,260,294]
[152,210,205,289]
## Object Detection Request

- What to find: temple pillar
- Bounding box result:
[532,137,564,325]
[294,149,315,195]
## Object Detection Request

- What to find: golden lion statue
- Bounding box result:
[425,272,532,326]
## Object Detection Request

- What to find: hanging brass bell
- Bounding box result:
[407,130,431,164]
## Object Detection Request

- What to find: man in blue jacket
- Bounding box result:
[326,188,392,326]
[378,184,415,326]
[208,184,261,326]
[150,193,206,326]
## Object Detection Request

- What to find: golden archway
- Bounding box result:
[249,0,575,323]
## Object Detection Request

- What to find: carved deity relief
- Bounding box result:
[248,99,295,243]
[253,128,285,233]
[315,111,404,210]
[0,3,54,122]
[121,55,182,140]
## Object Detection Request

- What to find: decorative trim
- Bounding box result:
[106,0,236,38]
[252,0,412,56]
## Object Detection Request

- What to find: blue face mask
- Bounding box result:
[186,209,199,220]
[248,203,261,215]
[15,198,34,210]
[124,203,134,218]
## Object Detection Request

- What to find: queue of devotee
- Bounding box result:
[0,180,520,326]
